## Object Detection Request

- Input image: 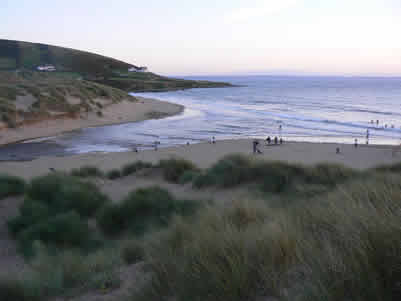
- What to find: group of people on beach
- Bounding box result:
[252,136,284,154]
[135,119,399,155]
[370,119,396,129]
[252,124,284,154]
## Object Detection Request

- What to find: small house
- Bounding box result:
[37,65,56,72]
[137,66,148,72]
[128,66,148,73]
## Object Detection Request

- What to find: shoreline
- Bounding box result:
[0,96,184,146]
[1,139,401,179]
[127,83,239,93]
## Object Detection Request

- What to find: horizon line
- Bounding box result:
[164,72,401,79]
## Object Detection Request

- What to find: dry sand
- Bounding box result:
[0,96,183,145]
[1,139,401,179]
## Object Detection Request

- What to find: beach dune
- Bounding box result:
[0,96,183,146]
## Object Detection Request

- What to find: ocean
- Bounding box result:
[1,75,401,160]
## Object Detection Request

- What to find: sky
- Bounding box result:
[1,0,401,76]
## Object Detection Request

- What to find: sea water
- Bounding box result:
[1,76,401,160]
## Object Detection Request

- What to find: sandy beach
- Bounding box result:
[1,139,400,179]
[0,96,183,146]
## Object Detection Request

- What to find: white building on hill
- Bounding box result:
[37,65,56,72]
[128,66,148,73]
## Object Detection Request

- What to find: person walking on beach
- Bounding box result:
[212,136,216,144]
[366,129,370,145]
[253,139,262,154]
[266,136,271,144]
[278,124,282,139]
[354,138,358,148]
[274,136,278,145]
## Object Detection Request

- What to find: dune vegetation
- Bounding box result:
[0,155,401,300]
[0,174,26,199]
[0,70,135,129]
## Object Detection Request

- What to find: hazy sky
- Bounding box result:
[2,0,401,76]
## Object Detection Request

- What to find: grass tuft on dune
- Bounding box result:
[0,173,26,199]
[158,158,200,183]
[97,186,200,236]
[193,154,359,193]
[8,172,109,257]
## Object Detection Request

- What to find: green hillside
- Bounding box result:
[0,39,232,92]
[0,39,132,75]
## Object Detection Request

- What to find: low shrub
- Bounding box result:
[17,211,91,257]
[121,161,153,177]
[158,158,199,183]
[27,172,109,217]
[97,186,200,236]
[193,154,255,188]
[120,187,191,234]
[96,204,126,236]
[193,154,358,193]
[8,200,51,236]
[121,239,145,264]
[192,172,216,188]
[9,173,108,257]
[0,174,26,199]
[256,161,303,193]
[107,169,122,180]
[0,277,40,301]
[178,170,200,184]
[70,165,104,178]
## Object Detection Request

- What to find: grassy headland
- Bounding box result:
[94,72,233,93]
[0,39,233,93]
